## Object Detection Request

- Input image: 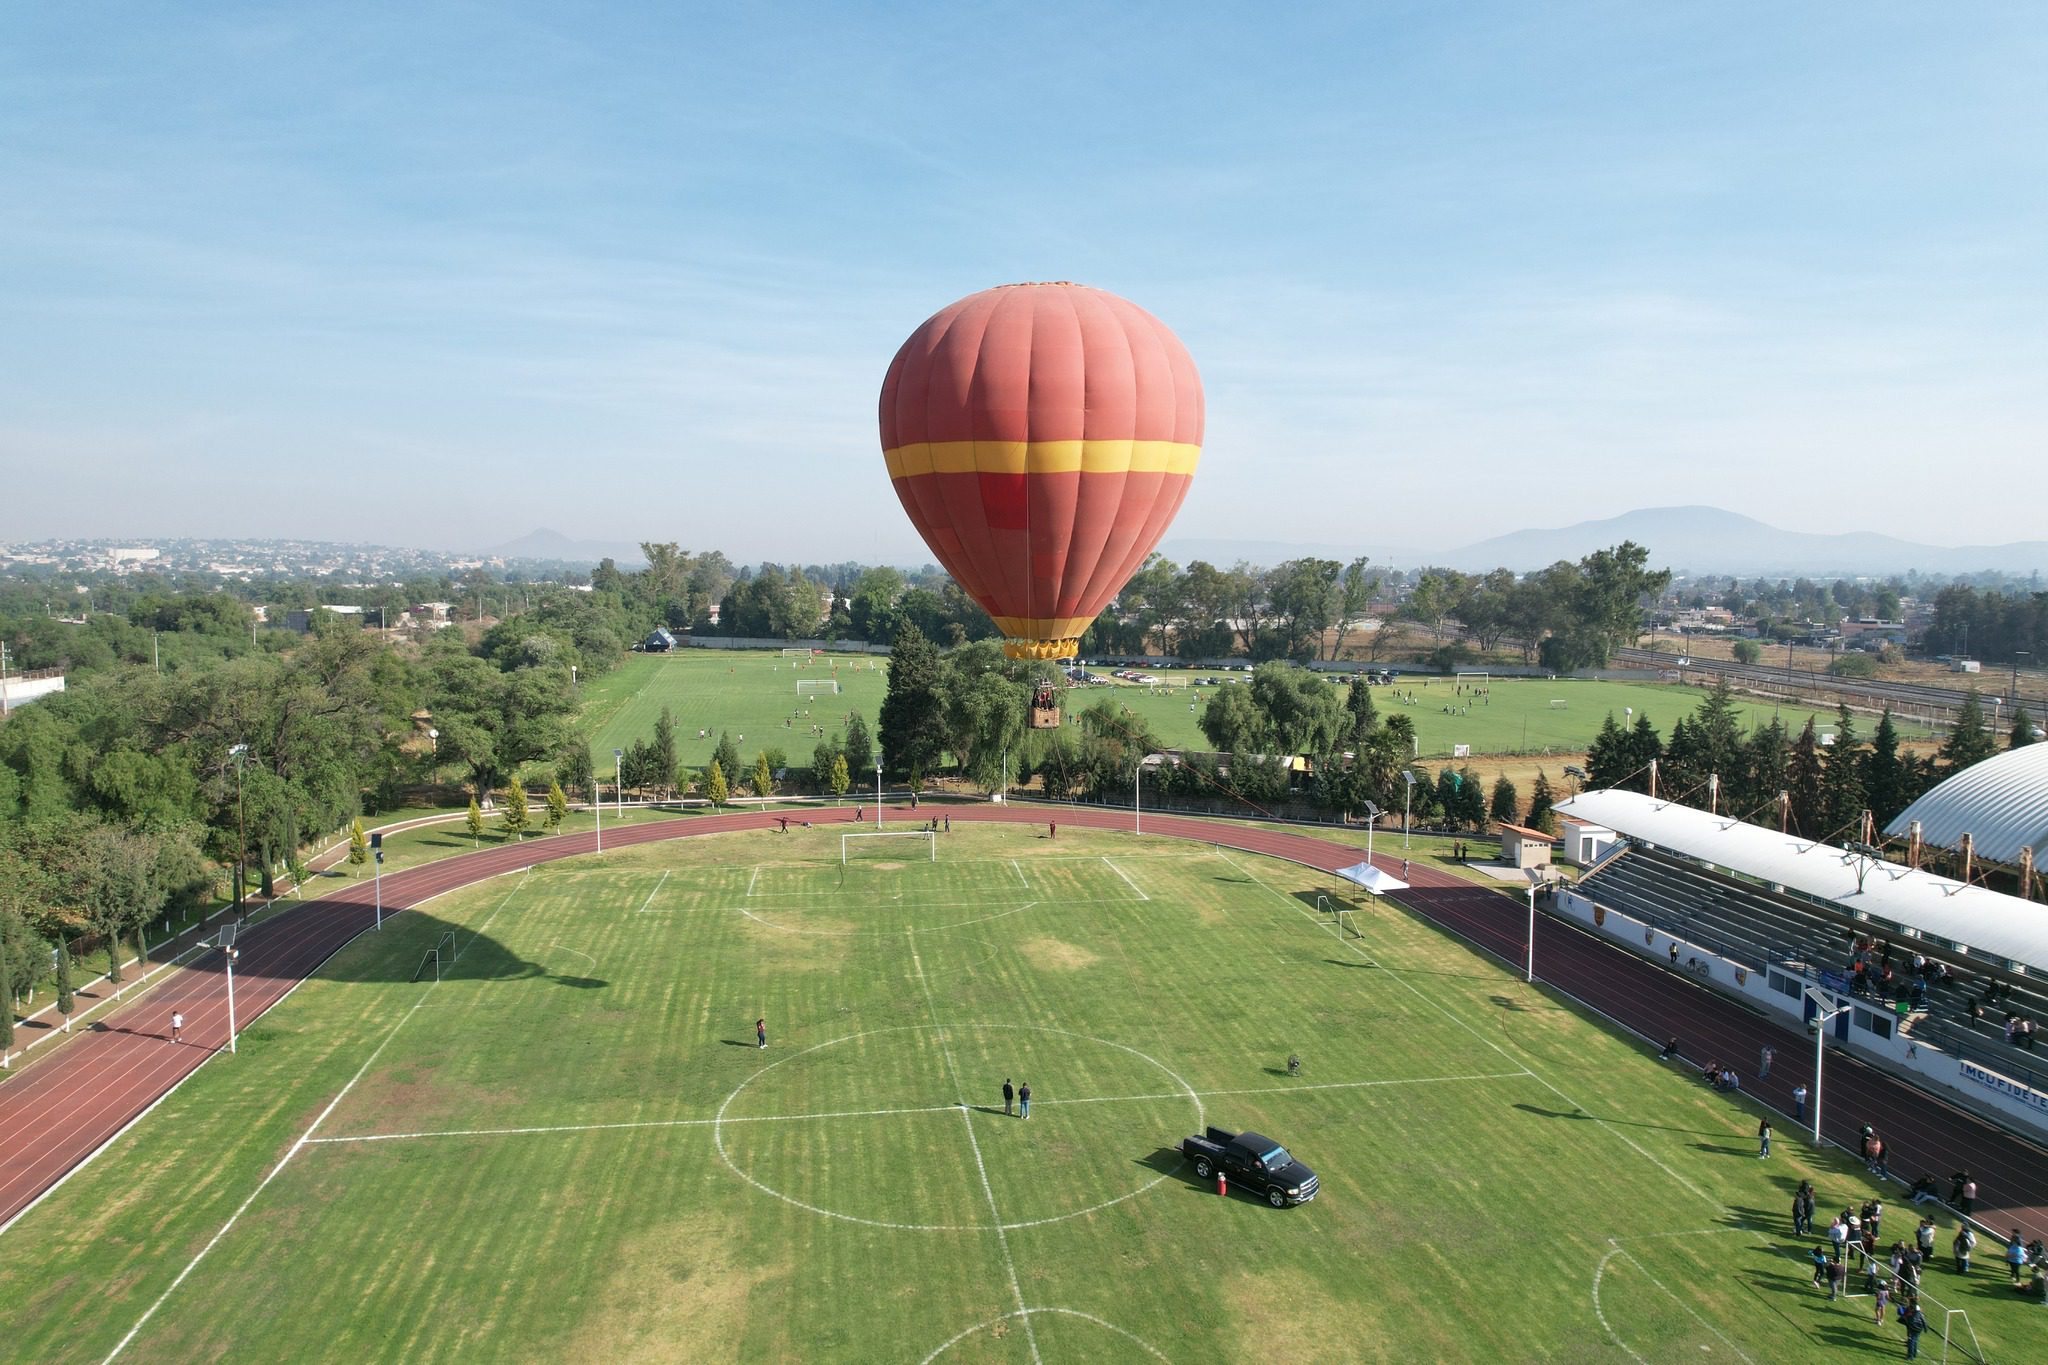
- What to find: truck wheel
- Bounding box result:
[1193,1157,1212,1180]
[1267,1187,1287,1208]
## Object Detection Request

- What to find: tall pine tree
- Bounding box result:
[1739,718,1789,820]
[1939,688,1996,775]
[1343,677,1379,747]
[1627,712,1664,794]
[1587,713,1629,789]
[1489,775,1519,828]
[1863,708,1906,828]
[2011,705,2037,750]
[652,707,680,797]
[878,620,946,780]
[1818,704,1864,837]
[1525,770,1558,834]
[1786,719,1824,837]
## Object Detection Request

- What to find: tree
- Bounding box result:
[1732,639,1763,665]
[56,937,75,1025]
[842,713,875,783]
[829,752,851,798]
[651,707,680,797]
[753,751,774,799]
[1818,704,1865,837]
[1864,709,1906,828]
[501,781,530,840]
[1489,775,1519,828]
[348,817,369,876]
[712,732,743,792]
[1938,689,1996,776]
[878,621,946,779]
[1786,720,1824,837]
[1200,681,1271,755]
[810,736,842,791]
[1586,713,1629,790]
[1330,558,1380,660]
[1342,676,1379,748]
[1525,770,1558,835]
[466,796,484,847]
[2012,705,2037,750]
[706,760,729,809]
[544,779,569,833]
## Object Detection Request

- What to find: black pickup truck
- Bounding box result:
[1181,1126,1319,1206]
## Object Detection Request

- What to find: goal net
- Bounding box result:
[796,679,840,697]
[411,930,458,982]
[780,647,814,658]
[1454,671,1490,687]
[842,830,936,864]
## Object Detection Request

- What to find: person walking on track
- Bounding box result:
[1760,1044,1774,1079]
[170,1011,183,1044]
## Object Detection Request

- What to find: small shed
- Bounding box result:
[643,627,677,653]
[1557,815,1617,866]
[1496,822,1555,871]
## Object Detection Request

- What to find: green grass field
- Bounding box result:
[583,650,889,771]
[6,824,2036,1363]
[579,651,1914,772]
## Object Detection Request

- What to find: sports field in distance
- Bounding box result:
[583,649,1918,767]
[6,823,2034,1362]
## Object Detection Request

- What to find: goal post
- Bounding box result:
[780,647,814,658]
[796,679,840,697]
[842,830,937,864]
[1454,671,1490,687]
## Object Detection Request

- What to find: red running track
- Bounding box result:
[3,804,2043,1245]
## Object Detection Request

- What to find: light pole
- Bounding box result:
[1402,770,1417,849]
[371,832,384,929]
[2015,652,2031,721]
[594,761,602,855]
[1525,883,1537,983]
[228,744,249,915]
[1362,801,1382,868]
[1805,988,1852,1143]
[1134,755,1143,834]
[875,759,883,828]
[216,941,241,1054]
[613,748,624,826]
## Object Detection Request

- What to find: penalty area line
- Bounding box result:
[1102,857,1149,901]
[634,869,672,914]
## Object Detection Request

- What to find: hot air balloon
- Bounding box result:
[879,282,1204,665]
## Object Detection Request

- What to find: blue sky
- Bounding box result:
[2,2,2043,562]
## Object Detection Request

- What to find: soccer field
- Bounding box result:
[6,826,2032,1362]
[583,650,890,771]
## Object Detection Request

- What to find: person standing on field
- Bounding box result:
[1018,1081,1031,1118]
[1002,1078,1014,1116]
[1903,1298,1928,1359]
[1953,1224,1975,1274]
[1758,1118,1772,1158]
[756,1016,767,1049]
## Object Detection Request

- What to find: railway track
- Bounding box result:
[1614,646,2040,727]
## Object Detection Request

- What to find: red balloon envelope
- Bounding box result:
[879,282,1204,659]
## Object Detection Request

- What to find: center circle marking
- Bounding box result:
[713,1024,1203,1231]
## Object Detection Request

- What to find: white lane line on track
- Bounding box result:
[1214,850,1723,1213]
[634,869,672,914]
[103,994,434,1363]
[910,934,1042,1365]
[1102,857,1149,901]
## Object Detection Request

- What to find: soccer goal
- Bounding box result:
[797,679,840,697]
[1454,671,1490,688]
[411,930,458,983]
[780,647,813,659]
[843,830,936,864]
[1548,699,1568,709]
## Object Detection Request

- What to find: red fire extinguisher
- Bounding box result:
[1217,1170,1227,1197]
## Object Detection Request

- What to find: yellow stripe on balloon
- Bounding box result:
[992,614,1098,638]
[884,440,1200,479]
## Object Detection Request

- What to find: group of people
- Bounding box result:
[999,1077,1032,1118]
[1698,1058,1740,1092]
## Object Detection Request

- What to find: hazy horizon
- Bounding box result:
[4,4,2043,563]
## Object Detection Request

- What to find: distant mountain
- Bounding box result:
[1157,536,1426,569]
[1438,506,2048,577]
[482,529,648,565]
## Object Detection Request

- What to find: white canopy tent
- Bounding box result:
[1334,861,1409,896]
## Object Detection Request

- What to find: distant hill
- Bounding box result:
[482,528,648,565]
[1438,506,2048,577]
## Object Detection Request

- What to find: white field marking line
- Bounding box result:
[103,994,433,1363]
[632,868,671,914]
[1010,858,1028,888]
[550,942,596,969]
[1102,856,1149,901]
[2,862,528,1242]
[908,935,1041,1365]
[1590,1247,1652,1365]
[921,1307,1173,1364]
[456,868,532,963]
[1612,1242,1759,1365]
[1215,850,1724,1213]
[306,1102,967,1145]
[1034,1070,1532,1108]
[746,864,761,897]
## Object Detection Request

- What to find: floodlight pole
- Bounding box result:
[875,759,883,828]
[1402,770,1416,850]
[373,846,383,930]
[1807,993,1852,1143]
[1526,884,1536,983]
[614,748,624,825]
[224,945,240,1055]
[229,744,249,915]
[1134,759,1141,835]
